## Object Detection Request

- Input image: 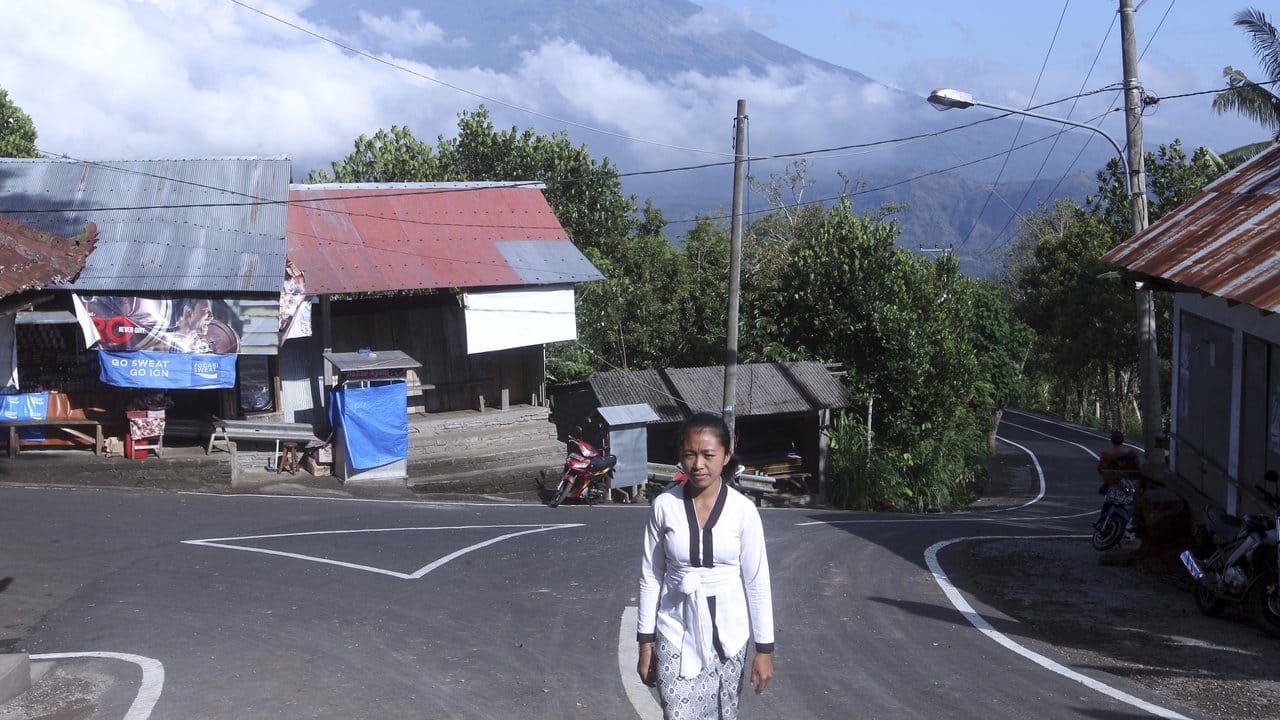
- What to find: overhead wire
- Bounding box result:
[980,0,1177,263]
[956,0,1072,252]
[984,7,1117,252]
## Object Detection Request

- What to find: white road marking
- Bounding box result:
[177,491,660,509]
[619,606,662,719]
[1004,409,1143,452]
[30,651,164,720]
[178,492,554,508]
[182,524,584,579]
[794,510,1095,526]
[987,435,1047,511]
[1001,420,1101,460]
[925,536,1190,719]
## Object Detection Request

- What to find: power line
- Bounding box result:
[984,0,1177,259]
[985,6,1119,251]
[958,0,1072,251]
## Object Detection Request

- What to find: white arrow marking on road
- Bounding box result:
[182,524,584,579]
[30,651,164,720]
[620,606,662,719]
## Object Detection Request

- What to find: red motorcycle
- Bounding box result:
[549,429,617,507]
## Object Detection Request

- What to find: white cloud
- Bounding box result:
[358,9,468,51]
[0,0,908,182]
[672,3,775,37]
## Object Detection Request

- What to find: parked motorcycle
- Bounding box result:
[1180,484,1280,637]
[1092,474,1139,551]
[669,463,747,491]
[548,428,617,508]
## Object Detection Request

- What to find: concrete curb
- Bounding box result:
[0,653,30,705]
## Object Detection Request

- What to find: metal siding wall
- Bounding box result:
[609,425,649,488]
[1178,310,1235,505]
[280,334,326,426]
[237,299,283,355]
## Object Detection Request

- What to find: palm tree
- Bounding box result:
[1213,8,1280,164]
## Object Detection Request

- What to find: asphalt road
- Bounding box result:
[0,410,1205,719]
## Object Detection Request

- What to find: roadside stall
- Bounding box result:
[324,350,421,484]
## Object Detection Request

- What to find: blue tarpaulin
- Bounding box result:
[330,381,408,470]
[99,350,237,389]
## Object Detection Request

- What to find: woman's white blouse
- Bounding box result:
[638,481,775,677]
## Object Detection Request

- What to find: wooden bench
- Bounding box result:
[206,416,318,457]
[0,419,103,458]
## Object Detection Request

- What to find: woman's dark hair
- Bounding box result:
[1110,431,1125,445]
[677,411,732,454]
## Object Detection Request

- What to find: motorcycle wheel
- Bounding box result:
[1247,572,1280,638]
[1193,582,1226,617]
[549,478,572,508]
[1091,515,1124,551]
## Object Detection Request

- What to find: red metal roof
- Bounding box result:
[0,216,96,298]
[1102,143,1280,313]
[286,183,603,295]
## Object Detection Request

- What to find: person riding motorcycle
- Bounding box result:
[1097,430,1142,489]
[1097,430,1144,540]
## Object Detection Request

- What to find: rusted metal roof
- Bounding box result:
[0,157,289,294]
[589,362,852,424]
[0,216,96,298]
[287,183,603,294]
[1102,143,1280,312]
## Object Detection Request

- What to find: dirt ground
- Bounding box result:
[957,536,1280,720]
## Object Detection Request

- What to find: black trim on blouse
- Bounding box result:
[683,489,701,565]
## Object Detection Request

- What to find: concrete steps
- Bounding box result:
[0,654,53,705]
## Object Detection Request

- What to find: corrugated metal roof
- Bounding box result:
[589,362,851,424]
[1101,143,1280,312]
[0,157,290,294]
[287,183,603,294]
[0,215,96,297]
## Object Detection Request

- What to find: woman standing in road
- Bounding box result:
[637,411,775,719]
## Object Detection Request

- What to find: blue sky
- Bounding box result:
[693,0,1269,153]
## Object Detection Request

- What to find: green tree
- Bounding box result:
[1001,140,1227,431]
[0,88,38,158]
[304,126,440,183]
[1213,8,1280,163]
[738,190,1022,511]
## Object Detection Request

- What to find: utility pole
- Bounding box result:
[1119,0,1162,462]
[723,99,747,446]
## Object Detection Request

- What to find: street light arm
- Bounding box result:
[927,88,1131,194]
[968,99,1130,184]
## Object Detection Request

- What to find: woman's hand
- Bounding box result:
[750,652,773,694]
[637,642,657,687]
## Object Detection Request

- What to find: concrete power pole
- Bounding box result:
[723,99,747,445]
[1119,0,1162,462]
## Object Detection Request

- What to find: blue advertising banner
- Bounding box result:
[1,392,48,441]
[0,392,48,421]
[99,351,237,389]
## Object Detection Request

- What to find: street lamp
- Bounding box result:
[926,88,1130,191]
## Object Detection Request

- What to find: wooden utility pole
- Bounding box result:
[723,100,747,445]
[1119,0,1161,461]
